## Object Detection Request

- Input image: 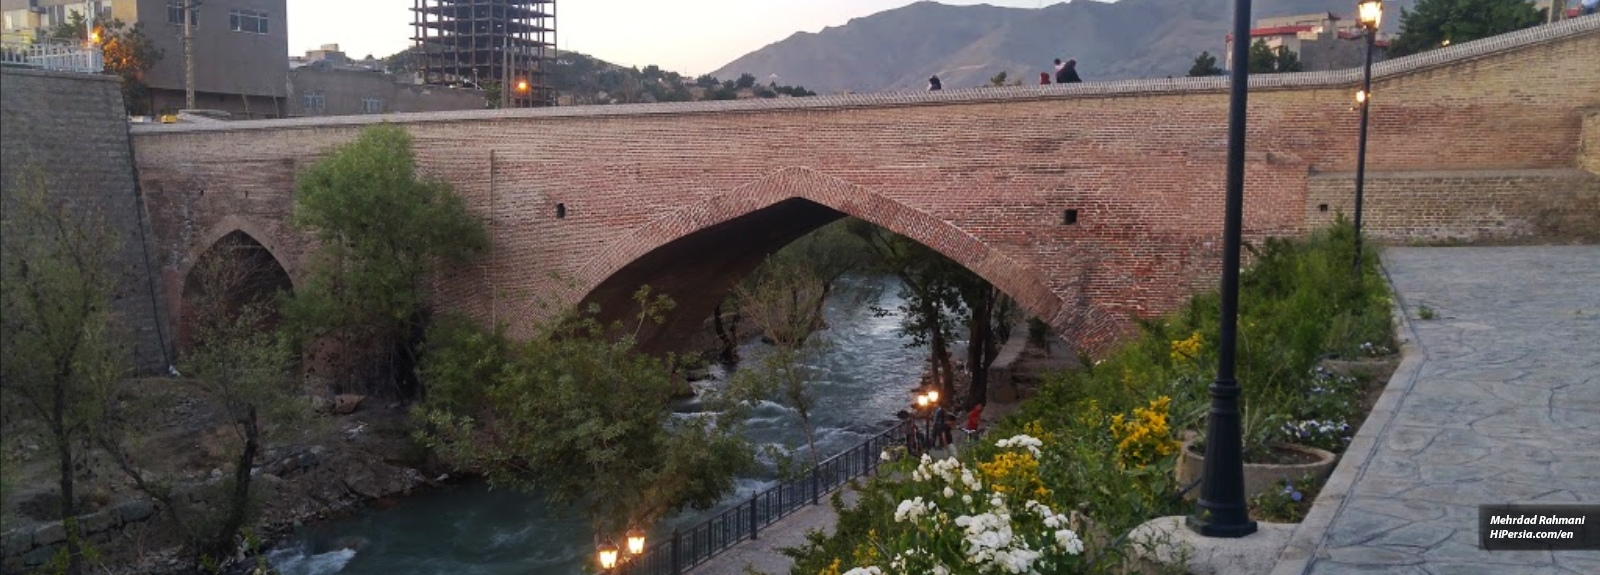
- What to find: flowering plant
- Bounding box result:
[1281,419,1351,451]
[1108,396,1179,470]
[850,435,1087,574]
[1249,474,1319,522]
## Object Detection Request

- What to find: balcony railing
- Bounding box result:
[0,40,104,75]
[618,423,906,575]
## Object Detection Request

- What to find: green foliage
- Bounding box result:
[1417,304,1438,320]
[989,70,1009,86]
[1389,0,1542,57]
[284,123,488,396]
[1188,51,1223,77]
[1247,39,1303,74]
[735,73,758,89]
[177,241,308,562]
[1250,474,1320,522]
[47,12,163,116]
[417,288,756,537]
[0,170,126,574]
[482,80,503,109]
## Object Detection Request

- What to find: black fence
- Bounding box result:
[617,424,904,575]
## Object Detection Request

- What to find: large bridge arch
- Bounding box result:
[175,228,295,350]
[571,166,1106,352]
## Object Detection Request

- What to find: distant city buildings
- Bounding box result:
[1224,12,1390,72]
[2,1,492,119]
[286,44,485,117]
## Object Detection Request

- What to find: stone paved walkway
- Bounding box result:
[1300,246,1600,575]
[686,488,860,575]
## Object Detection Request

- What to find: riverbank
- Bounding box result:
[0,378,435,574]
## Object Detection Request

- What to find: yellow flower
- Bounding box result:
[1109,396,1180,470]
[1170,332,1203,362]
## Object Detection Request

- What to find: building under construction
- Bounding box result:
[412,0,557,107]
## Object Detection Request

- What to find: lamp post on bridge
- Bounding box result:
[1187,0,1258,539]
[1352,0,1383,273]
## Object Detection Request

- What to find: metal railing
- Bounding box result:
[619,424,904,575]
[0,40,103,74]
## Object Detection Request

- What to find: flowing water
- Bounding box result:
[268,274,929,575]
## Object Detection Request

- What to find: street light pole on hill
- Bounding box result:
[1187,0,1258,539]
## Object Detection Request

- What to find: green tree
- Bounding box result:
[847,222,964,400]
[1188,51,1224,76]
[0,171,126,575]
[735,72,758,89]
[169,239,306,565]
[48,12,163,116]
[989,71,1009,86]
[1247,39,1303,74]
[418,288,756,541]
[284,124,488,399]
[1389,0,1542,57]
[729,258,832,465]
[482,80,503,109]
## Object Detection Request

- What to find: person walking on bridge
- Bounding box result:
[1055,58,1082,83]
[928,75,943,91]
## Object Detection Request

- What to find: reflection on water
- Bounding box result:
[270,275,925,574]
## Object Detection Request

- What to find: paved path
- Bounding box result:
[687,488,861,575]
[1299,246,1600,575]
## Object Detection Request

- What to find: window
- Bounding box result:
[167,0,198,26]
[301,92,324,114]
[2,10,27,31]
[362,97,384,114]
[229,9,268,34]
[44,5,67,27]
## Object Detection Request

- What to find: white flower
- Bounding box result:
[843,568,882,575]
[881,450,892,461]
[895,497,931,523]
[962,494,973,505]
[943,486,955,498]
[1055,528,1085,555]
[995,434,1043,457]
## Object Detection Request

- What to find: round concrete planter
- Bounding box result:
[1176,440,1336,501]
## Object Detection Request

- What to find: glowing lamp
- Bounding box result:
[1357,1,1383,30]
[927,389,940,404]
[916,394,929,408]
[516,79,530,92]
[89,30,101,44]
[1355,90,1368,104]
[626,526,646,556]
[598,540,620,570]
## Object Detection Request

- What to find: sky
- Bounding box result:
[287,1,1069,76]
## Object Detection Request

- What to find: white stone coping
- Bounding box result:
[130,16,1600,136]
[1266,255,1431,575]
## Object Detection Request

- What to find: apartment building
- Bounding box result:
[1224,12,1390,72]
[1,0,287,118]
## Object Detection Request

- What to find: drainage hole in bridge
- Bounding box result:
[1062,209,1078,225]
[556,203,567,219]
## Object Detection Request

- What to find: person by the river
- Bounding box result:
[1039,72,1051,85]
[932,405,954,450]
[928,75,943,91]
[897,410,925,455]
[964,403,984,433]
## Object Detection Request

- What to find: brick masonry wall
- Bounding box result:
[1306,169,1600,243]
[1584,108,1600,175]
[125,20,1600,358]
[0,68,173,373]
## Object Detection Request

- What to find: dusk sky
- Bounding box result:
[287,1,1077,76]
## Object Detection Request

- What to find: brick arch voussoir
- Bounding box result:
[572,166,1073,337]
[183,216,302,293]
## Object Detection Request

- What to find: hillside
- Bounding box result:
[710,0,1414,94]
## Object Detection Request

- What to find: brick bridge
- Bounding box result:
[128,18,1599,357]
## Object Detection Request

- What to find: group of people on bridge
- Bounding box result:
[927,57,1083,91]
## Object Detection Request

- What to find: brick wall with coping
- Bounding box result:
[125,18,1600,357]
[0,67,173,373]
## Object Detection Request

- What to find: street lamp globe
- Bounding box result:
[516,79,530,93]
[1357,0,1383,30]
[916,394,929,408]
[598,539,620,570]
[1355,89,1368,104]
[626,526,647,556]
[927,389,940,404]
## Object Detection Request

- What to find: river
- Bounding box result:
[267,274,930,575]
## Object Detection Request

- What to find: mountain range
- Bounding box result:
[709,0,1414,94]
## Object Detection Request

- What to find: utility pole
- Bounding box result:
[184,0,200,110]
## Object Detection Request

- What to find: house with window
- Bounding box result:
[1223,12,1390,72]
[1,0,287,118]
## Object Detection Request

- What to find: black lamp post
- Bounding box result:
[1351,0,1383,273]
[1187,0,1258,539]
